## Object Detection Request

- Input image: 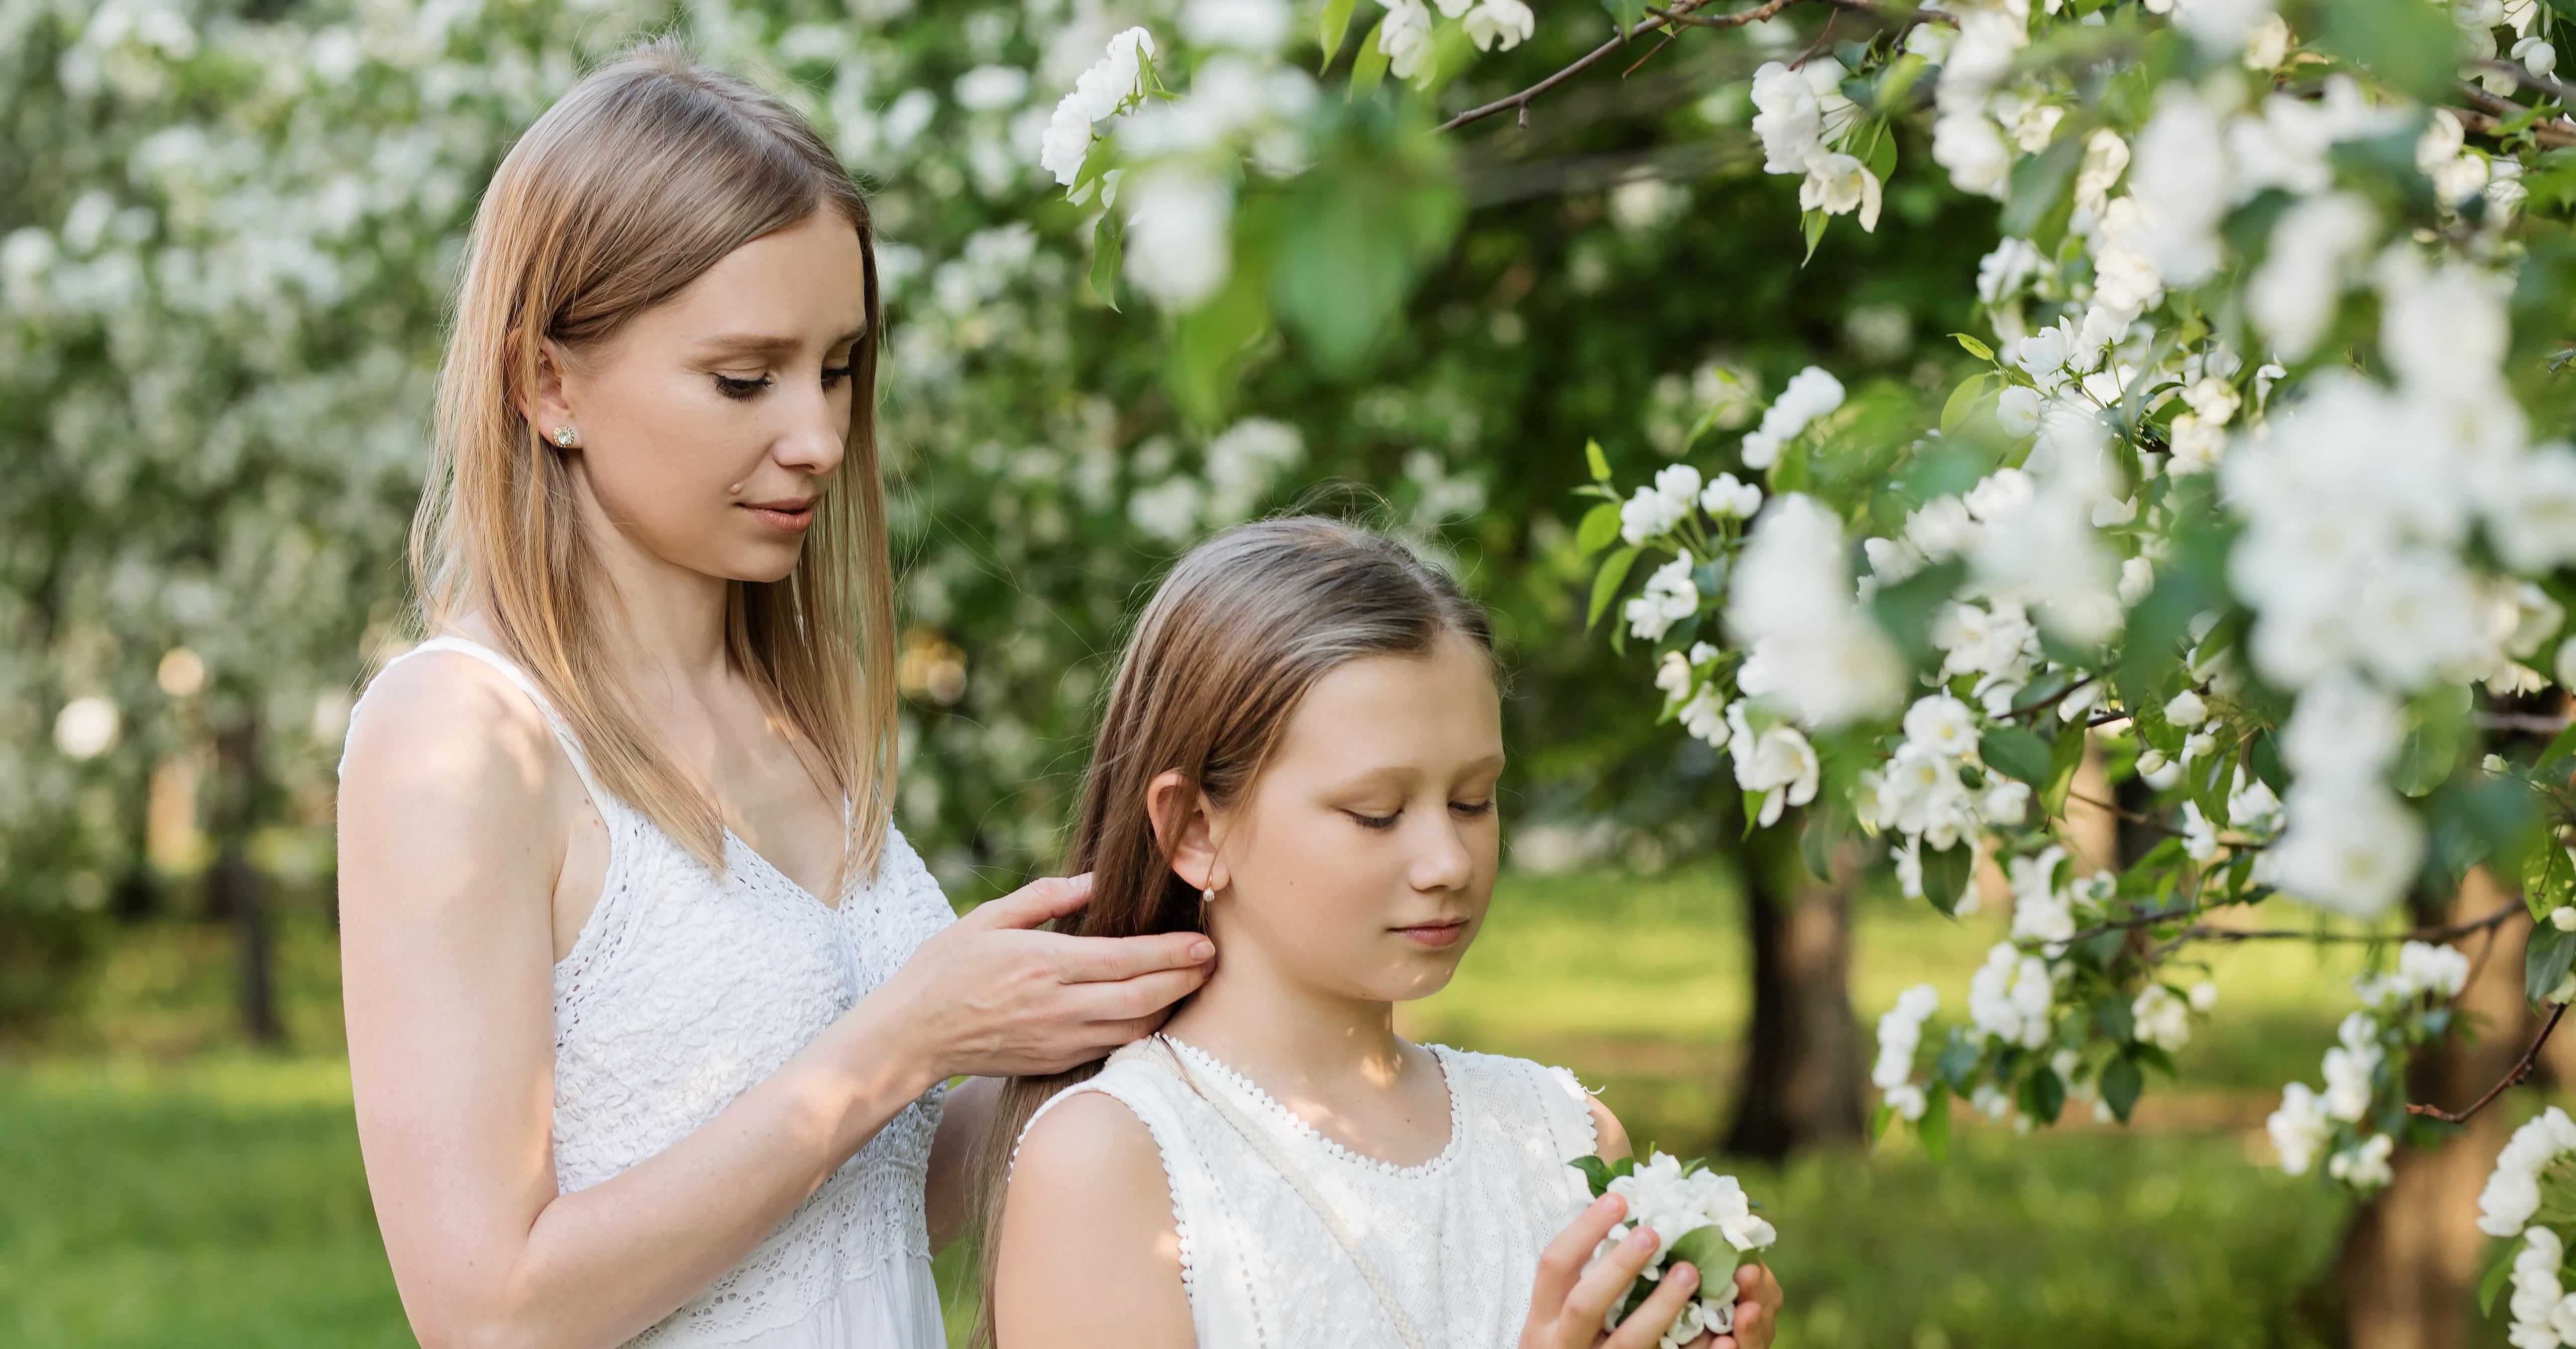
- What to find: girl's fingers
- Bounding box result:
[1532,1195,1626,1314]
[1562,1224,1660,1327]
[1601,1258,1701,1349]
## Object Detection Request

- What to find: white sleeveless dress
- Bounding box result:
[1016,1035,1600,1348]
[346,636,956,1349]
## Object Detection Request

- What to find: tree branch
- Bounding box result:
[2408,1002,2568,1124]
[1437,0,1805,134]
[2004,675,2098,721]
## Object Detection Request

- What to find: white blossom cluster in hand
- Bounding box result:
[1589,1152,1777,1348]
[1872,983,1941,1121]
[1750,60,1881,232]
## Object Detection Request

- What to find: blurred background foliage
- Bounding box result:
[1,0,2483,1343]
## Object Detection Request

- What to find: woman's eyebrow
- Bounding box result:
[696,323,868,356]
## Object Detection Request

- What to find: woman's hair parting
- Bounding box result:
[968,514,1493,1345]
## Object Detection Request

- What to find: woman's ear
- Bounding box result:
[1145,769,1224,893]
[517,334,580,448]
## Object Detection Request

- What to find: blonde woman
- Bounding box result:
[334,43,1214,1349]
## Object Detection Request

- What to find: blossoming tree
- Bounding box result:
[1034,0,2576,1336]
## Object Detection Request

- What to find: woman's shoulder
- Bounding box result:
[339,642,566,811]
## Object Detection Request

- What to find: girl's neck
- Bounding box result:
[1160,941,1415,1094]
[572,472,735,700]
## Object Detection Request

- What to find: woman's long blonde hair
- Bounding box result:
[970,516,1495,1345]
[410,37,897,887]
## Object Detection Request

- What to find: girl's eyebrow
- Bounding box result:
[1326,753,1507,792]
[696,323,869,357]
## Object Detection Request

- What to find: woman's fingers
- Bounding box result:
[1532,1195,1625,1314]
[1561,1222,1659,1328]
[1054,929,1219,984]
[972,873,1095,928]
[1601,1257,1700,1349]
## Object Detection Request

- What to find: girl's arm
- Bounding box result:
[992,1091,1195,1349]
[340,657,1214,1349]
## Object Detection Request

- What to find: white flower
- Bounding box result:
[2163,688,2209,727]
[1884,1082,1927,1120]
[2482,1108,2576,1234]
[2254,779,2423,919]
[1378,0,1436,80]
[1700,472,1763,519]
[2490,445,2576,573]
[1798,153,1884,232]
[1727,494,1905,727]
[1461,0,1536,51]
[1934,112,2012,198]
[1678,686,1730,748]
[2188,981,2219,1012]
[2268,1082,2331,1175]
[1902,694,1981,760]
[2132,983,2193,1051]
[2180,801,2221,863]
[2328,1132,2395,1190]
[2249,193,2377,360]
[2118,556,2155,606]
[1995,385,2044,438]
[1123,165,1235,310]
[1625,555,1701,642]
[1728,707,1821,826]
[2516,34,2558,76]
[2320,1012,2383,1121]
[1750,61,1826,175]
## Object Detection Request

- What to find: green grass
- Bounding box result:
[0,878,2515,1346]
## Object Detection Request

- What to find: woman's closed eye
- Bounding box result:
[713,362,855,400]
[1345,800,1495,831]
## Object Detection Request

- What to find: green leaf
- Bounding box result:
[1088,213,1125,312]
[1318,0,1358,70]
[1601,0,1648,29]
[2317,0,2464,102]
[1981,724,2055,785]
[1869,557,1969,670]
[1666,1226,1744,1294]
[2482,1238,2521,1316]
[1586,437,1613,484]
[2540,716,2576,769]
[1952,332,1996,362]
[1576,501,1622,558]
[2041,716,2088,816]
[1940,371,1993,437]
[2020,1066,2066,1125]
[2000,128,2084,253]
[2100,1055,2143,1122]
[1920,843,1973,916]
[1801,207,1829,264]
[2528,926,2576,1004]
[1918,1081,1951,1163]
[1869,1100,1895,1145]
[1587,547,1640,631]
[1273,139,1461,373]
[1348,18,1389,99]
[1571,1154,1616,1197]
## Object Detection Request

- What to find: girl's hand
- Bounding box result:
[1713,1262,1783,1349]
[1518,1194,1709,1349]
[876,874,1217,1083]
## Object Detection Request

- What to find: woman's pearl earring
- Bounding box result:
[551,426,577,448]
[1201,886,1216,905]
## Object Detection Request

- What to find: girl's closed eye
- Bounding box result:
[1345,807,1402,831]
[1451,798,1495,818]
[713,372,772,399]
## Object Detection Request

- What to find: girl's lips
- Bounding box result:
[741,500,816,534]
[1392,920,1468,949]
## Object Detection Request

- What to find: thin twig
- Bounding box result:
[1436,0,1799,133]
[1789,12,1839,69]
[2453,84,2576,149]
[2005,675,2098,722]
[2163,901,2528,950]
[2409,1002,2569,1124]
[2482,711,2574,734]
[2067,790,2186,837]
[2473,60,2576,109]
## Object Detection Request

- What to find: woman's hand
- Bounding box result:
[1713,1263,1782,1349]
[876,874,1217,1083]
[1518,1194,1710,1349]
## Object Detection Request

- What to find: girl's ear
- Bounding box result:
[1145,769,1224,892]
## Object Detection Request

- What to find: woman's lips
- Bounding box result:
[741,497,816,534]
[1392,920,1468,949]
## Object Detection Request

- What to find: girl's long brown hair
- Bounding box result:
[970,515,1494,1345]
[410,37,898,888]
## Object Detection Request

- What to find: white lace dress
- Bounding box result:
[1017,1036,1600,1349]
[349,636,956,1349]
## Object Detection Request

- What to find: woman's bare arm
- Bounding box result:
[992,1091,1195,1349]
[340,658,1217,1349]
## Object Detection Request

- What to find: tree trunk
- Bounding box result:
[209,718,282,1046]
[1724,816,1864,1160]
[2334,866,2533,1348]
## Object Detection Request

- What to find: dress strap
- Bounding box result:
[362,635,615,812]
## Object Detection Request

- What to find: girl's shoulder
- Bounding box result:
[1424,1044,1611,1160]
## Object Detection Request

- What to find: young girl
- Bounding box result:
[984,519,1783,1349]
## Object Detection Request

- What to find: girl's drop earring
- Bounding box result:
[1201,885,1216,905]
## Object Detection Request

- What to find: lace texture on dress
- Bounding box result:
[350,638,956,1348]
[1019,1039,1601,1349]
